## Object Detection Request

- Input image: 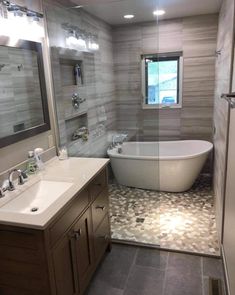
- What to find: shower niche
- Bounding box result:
[60,58,83,87]
[51,47,96,153]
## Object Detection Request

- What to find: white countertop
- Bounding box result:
[0,157,109,229]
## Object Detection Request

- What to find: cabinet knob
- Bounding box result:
[99,234,109,241]
[96,205,106,211]
[72,229,82,240]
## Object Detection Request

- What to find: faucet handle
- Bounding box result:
[0,187,4,198]
[21,170,28,180]
[17,169,27,185]
[1,179,10,195]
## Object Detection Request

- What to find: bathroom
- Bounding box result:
[0,0,234,294]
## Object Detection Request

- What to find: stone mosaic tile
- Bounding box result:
[109,176,220,256]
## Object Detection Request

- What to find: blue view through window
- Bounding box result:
[145,56,179,105]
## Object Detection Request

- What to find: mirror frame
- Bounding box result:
[0,37,50,148]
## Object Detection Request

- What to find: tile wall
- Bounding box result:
[44,0,116,157]
[113,15,218,142]
[213,0,234,238]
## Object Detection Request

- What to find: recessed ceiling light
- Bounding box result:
[153,10,165,16]
[124,14,135,19]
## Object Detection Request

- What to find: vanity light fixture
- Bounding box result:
[88,34,99,51]
[62,23,99,52]
[7,4,22,17]
[66,29,78,47]
[124,14,135,19]
[77,33,87,50]
[0,0,43,20]
[26,10,42,22]
[153,9,165,16]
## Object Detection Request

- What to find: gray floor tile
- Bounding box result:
[202,277,226,295]
[168,252,202,276]
[202,277,210,295]
[124,265,165,295]
[90,244,137,290]
[86,279,123,295]
[135,248,168,270]
[164,269,202,295]
[86,245,226,295]
[202,257,223,279]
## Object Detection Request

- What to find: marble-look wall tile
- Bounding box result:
[182,15,218,58]
[213,0,234,239]
[181,56,216,140]
[44,0,116,157]
[113,14,218,144]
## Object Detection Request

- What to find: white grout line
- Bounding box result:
[122,247,138,293]
[201,257,205,295]
[162,252,170,295]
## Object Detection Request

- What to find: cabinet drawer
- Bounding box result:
[50,189,89,247]
[89,169,107,201]
[92,189,109,231]
[93,214,110,260]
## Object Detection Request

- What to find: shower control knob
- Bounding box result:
[72,93,86,109]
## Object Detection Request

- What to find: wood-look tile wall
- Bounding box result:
[213,0,234,239]
[44,0,116,157]
[113,14,218,142]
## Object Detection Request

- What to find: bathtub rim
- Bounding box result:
[107,140,213,161]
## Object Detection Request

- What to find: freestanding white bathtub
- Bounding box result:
[107,140,213,192]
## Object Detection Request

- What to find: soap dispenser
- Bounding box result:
[34,148,45,171]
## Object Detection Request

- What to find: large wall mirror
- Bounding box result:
[0,38,50,148]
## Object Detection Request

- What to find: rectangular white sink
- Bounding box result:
[0,180,73,215]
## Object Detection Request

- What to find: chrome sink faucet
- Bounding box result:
[8,169,27,191]
[0,169,28,198]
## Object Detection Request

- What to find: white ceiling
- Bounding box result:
[65,0,222,25]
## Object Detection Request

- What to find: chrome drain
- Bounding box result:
[31,207,39,212]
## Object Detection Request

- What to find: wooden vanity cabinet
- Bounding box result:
[0,166,111,295]
[52,208,94,295]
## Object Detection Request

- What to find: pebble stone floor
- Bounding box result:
[109,176,220,256]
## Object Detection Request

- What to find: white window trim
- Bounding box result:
[141,53,183,110]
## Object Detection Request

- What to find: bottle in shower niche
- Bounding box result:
[74,63,82,86]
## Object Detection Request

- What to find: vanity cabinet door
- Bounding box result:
[93,214,111,261]
[53,234,79,295]
[71,208,94,294]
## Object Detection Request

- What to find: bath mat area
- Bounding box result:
[109,176,220,256]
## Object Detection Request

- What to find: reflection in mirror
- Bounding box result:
[0,39,50,148]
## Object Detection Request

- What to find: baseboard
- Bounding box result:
[221,245,230,295]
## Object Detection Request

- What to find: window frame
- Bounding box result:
[141,52,183,109]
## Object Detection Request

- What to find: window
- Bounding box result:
[141,52,183,108]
